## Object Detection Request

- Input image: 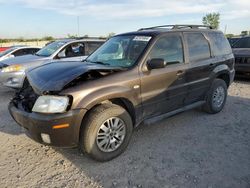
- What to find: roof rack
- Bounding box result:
[138,25,213,31]
[75,36,107,40]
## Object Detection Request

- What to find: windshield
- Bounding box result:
[0,48,15,57]
[86,35,152,68]
[232,37,250,48]
[36,41,67,57]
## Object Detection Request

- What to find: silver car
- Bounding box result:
[0,38,105,89]
[0,46,40,62]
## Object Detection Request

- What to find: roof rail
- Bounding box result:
[138,25,214,31]
[74,36,107,40]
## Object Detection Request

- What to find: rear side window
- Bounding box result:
[184,33,210,62]
[207,32,232,56]
[148,34,184,65]
[28,48,40,54]
[87,42,104,55]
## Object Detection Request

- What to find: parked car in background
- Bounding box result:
[231,36,250,77]
[0,38,105,88]
[0,46,40,62]
[9,25,235,161]
[0,47,10,52]
[228,37,241,47]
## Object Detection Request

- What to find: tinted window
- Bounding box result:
[148,34,184,65]
[87,42,104,55]
[233,37,250,48]
[207,33,232,56]
[12,49,27,56]
[28,48,40,54]
[185,33,210,62]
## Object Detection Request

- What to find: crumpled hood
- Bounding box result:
[1,54,46,66]
[27,61,124,94]
[233,48,250,57]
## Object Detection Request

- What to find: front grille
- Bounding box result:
[12,81,39,113]
[235,57,250,64]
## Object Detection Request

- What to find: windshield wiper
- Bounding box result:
[86,60,110,66]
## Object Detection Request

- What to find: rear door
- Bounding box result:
[183,32,214,105]
[140,33,188,118]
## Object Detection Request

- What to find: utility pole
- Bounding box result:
[77,16,80,37]
[224,25,227,34]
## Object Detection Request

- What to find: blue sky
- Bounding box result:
[0,0,249,38]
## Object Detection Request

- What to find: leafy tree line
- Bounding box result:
[0,32,114,43]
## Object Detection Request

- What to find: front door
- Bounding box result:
[140,33,188,118]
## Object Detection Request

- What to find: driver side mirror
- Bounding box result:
[147,58,166,70]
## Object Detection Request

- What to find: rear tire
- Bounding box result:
[203,79,228,114]
[79,103,133,161]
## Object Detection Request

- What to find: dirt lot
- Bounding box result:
[0,80,250,188]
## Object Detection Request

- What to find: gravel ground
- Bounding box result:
[0,79,250,188]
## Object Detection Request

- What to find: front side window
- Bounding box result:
[87,35,151,68]
[36,41,67,57]
[58,42,86,58]
[232,37,250,48]
[13,49,27,56]
[148,34,184,65]
[185,33,211,62]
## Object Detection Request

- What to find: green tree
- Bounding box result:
[240,31,248,36]
[107,32,115,38]
[67,34,77,39]
[225,34,234,38]
[202,13,220,29]
[42,36,54,41]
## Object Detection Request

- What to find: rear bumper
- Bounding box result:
[0,71,25,88]
[9,102,87,147]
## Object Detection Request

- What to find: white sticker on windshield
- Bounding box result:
[133,36,151,42]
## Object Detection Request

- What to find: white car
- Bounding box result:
[0,46,41,62]
[0,38,105,88]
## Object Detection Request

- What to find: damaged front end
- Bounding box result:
[12,61,125,113]
[12,80,39,113]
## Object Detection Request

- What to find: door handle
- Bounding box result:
[176,70,184,76]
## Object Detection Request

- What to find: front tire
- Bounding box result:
[79,103,133,161]
[203,79,228,114]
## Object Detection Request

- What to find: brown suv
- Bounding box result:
[9,25,235,161]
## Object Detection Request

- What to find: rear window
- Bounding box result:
[184,33,211,62]
[207,32,232,56]
[232,37,250,48]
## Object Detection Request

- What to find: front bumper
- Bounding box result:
[9,102,87,147]
[0,71,25,88]
[235,64,250,76]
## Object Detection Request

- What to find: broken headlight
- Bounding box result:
[32,95,69,113]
